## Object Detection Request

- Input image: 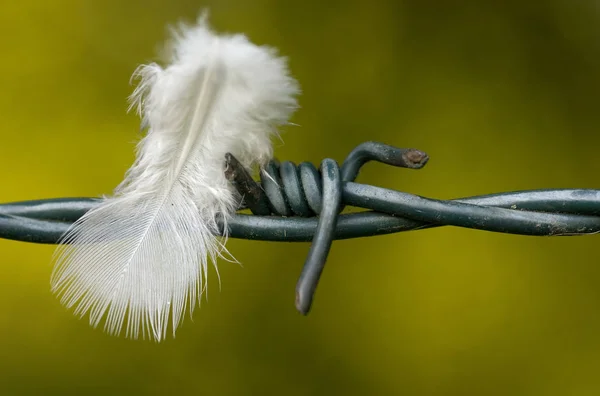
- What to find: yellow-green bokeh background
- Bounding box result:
[1,1,600,395]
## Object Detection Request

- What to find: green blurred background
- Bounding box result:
[1,1,600,395]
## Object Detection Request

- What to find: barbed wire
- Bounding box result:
[1,141,599,314]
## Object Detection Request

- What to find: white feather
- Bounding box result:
[51,13,299,341]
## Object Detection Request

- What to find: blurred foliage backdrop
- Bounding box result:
[1,0,600,395]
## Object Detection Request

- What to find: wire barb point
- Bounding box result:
[402,149,429,169]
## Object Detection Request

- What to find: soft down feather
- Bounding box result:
[51,14,299,341]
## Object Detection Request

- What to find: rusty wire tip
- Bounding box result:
[224,153,271,215]
[402,149,429,169]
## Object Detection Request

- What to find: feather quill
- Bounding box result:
[51,13,299,341]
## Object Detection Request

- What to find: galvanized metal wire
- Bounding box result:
[1,141,599,314]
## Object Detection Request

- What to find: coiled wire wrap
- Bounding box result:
[1,142,600,314]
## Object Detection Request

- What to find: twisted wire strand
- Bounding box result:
[1,141,600,314]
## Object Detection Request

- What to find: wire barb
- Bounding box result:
[1,141,599,315]
[224,142,429,313]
